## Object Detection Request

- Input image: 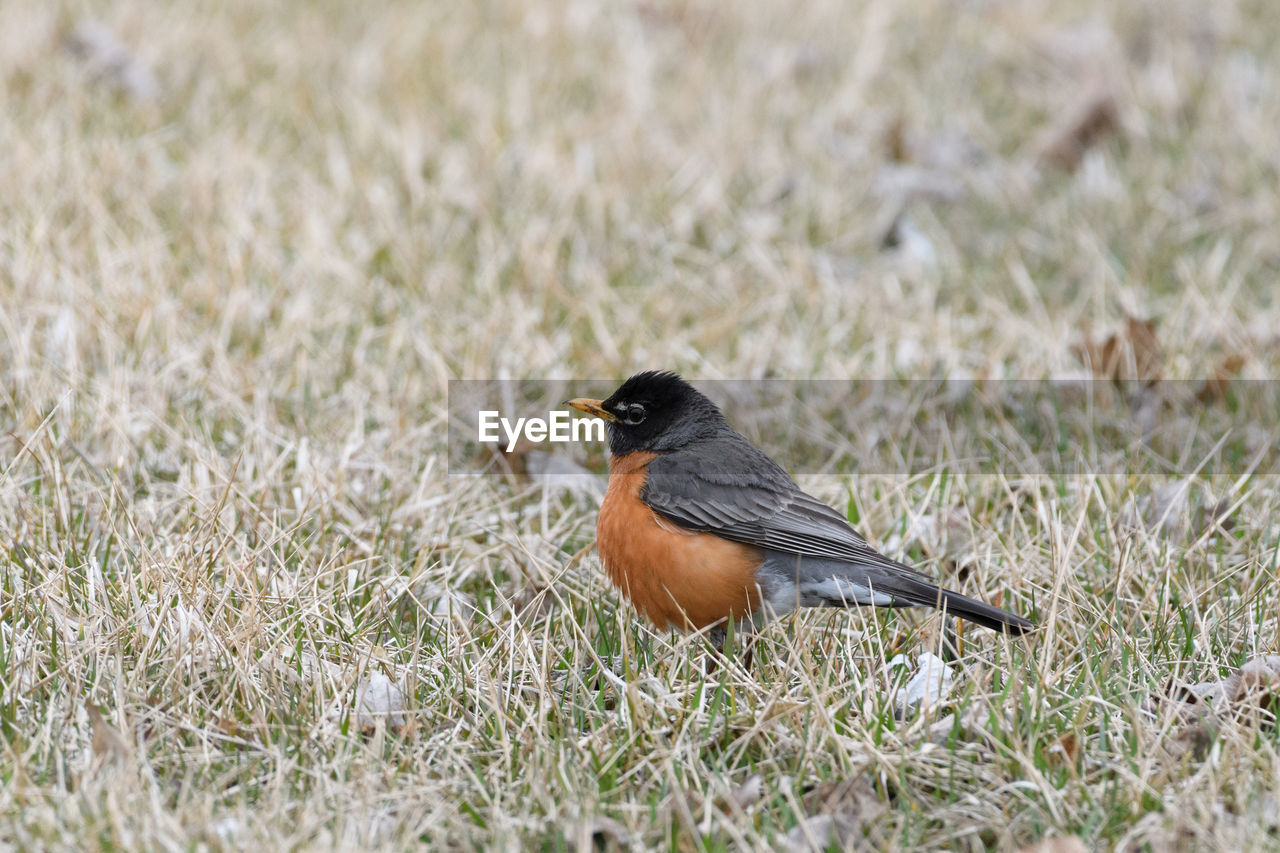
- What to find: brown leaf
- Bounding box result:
[800,774,888,833]
[1151,656,1280,762]
[1166,718,1216,762]
[1074,315,1162,385]
[86,702,132,762]
[1196,354,1246,404]
[1046,730,1082,769]
[216,715,247,739]
[1145,677,1220,761]
[1222,655,1280,717]
[1147,676,1221,724]
[1037,86,1120,171]
[788,776,890,849]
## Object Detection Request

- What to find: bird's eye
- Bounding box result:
[622,403,646,425]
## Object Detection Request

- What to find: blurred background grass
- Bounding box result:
[1,0,1278,849]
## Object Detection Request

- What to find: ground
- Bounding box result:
[1,0,1279,849]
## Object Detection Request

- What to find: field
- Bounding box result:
[2,0,1280,849]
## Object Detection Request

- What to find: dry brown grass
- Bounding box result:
[2,0,1279,849]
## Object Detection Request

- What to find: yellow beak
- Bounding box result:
[564,398,618,422]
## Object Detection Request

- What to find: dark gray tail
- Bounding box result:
[864,569,1034,634]
[933,587,1034,634]
[894,579,1034,634]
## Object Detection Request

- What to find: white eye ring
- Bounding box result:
[623,403,646,425]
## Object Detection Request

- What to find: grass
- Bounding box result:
[2,0,1280,849]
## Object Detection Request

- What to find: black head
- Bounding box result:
[566,371,726,455]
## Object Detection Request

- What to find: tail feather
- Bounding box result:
[936,588,1034,634]
[884,574,1035,635]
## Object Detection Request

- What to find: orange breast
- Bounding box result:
[597,452,763,631]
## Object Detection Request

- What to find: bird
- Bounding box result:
[565,371,1034,638]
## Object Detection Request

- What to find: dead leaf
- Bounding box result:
[1046,730,1082,769]
[86,702,132,762]
[788,775,887,853]
[1037,85,1120,171]
[1166,717,1216,762]
[802,775,887,823]
[696,774,766,820]
[215,714,250,740]
[1074,315,1162,385]
[783,814,855,852]
[1144,678,1220,761]
[1196,354,1246,404]
[1147,677,1222,724]
[1222,655,1280,716]
[354,672,407,733]
[1151,656,1280,760]
[887,652,955,715]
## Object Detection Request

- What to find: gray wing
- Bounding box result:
[641,434,930,579]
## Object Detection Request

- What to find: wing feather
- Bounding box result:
[641,435,929,579]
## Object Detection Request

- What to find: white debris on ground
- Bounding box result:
[354,672,407,732]
[887,652,955,714]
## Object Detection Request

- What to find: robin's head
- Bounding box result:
[566,371,726,455]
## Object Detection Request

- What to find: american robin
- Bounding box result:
[566,371,1034,636]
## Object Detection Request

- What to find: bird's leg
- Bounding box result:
[735,605,782,673]
[703,627,727,675]
[704,616,760,673]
